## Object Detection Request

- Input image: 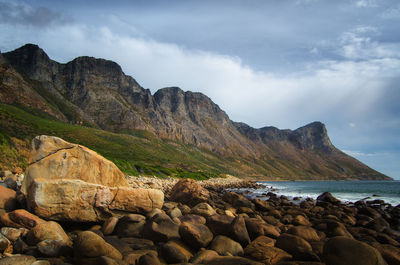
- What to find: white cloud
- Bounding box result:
[355,0,377,8]
[339,27,400,60]
[343,150,383,157]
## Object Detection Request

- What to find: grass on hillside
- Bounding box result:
[0,103,268,179]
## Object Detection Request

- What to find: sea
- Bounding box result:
[248,181,400,206]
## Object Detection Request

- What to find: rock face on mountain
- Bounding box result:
[0,44,391,180]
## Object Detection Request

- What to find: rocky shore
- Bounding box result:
[0,136,399,265]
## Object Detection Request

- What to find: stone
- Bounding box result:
[31,261,51,265]
[102,217,119,235]
[206,214,234,236]
[37,239,72,257]
[168,207,182,219]
[113,214,146,237]
[0,255,36,265]
[7,209,46,229]
[323,236,387,265]
[231,215,251,246]
[0,185,17,211]
[159,240,193,263]
[223,192,254,209]
[287,226,320,242]
[98,256,128,265]
[142,218,180,243]
[1,227,26,242]
[138,253,161,265]
[123,249,158,265]
[27,178,164,222]
[206,256,264,265]
[373,243,400,265]
[120,237,154,250]
[104,236,133,255]
[179,221,213,249]
[0,233,11,252]
[26,221,71,246]
[316,192,341,205]
[245,218,280,240]
[74,231,123,260]
[276,233,313,255]
[325,220,353,238]
[22,135,128,194]
[178,214,206,225]
[293,215,312,226]
[190,249,219,264]
[169,179,210,207]
[191,202,216,217]
[245,244,292,265]
[210,235,244,256]
[4,177,18,191]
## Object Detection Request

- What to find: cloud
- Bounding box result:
[0,1,66,27]
[343,150,380,157]
[355,0,377,8]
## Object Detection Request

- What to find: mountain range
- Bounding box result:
[0,44,390,180]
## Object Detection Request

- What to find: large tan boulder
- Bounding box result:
[169,179,210,206]
[323,236,387,265]
[27,178,164,222]
[22,135,128,194]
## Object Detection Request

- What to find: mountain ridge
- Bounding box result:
[0,44,391,180]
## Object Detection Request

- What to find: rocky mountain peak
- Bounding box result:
[1,43,390,180]
[292,121,334,152]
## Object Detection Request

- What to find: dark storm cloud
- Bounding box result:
[0,1,66,27]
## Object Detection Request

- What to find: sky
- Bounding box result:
[0,0,399,179]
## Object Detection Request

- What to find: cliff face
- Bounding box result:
[0,44,391,180]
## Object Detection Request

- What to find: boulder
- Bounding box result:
[113,214,146,237]
[287,226,320,242]
[0,186,17,211]
[37,239,72,257]
[373,243,400,265]
[178,214,206,225]
[74,231,123,260]
[210,235,244,256]
[159,240,193,263]
[142,218,180,243]
[190,249,219,264]
[245,244,292,265]
[102,217,119,235]
[0,255,36,265]
[316,192,340,205]
[2,209,46,229]
[26,221,71,246]
[169,179,210,206]
[22,135,128,194]
[179,221,213,249]
[293,215,312,226]
[0,227,26,242]
[119,237,154,250]
[0,233,11,252]
[138,253,161,265]
[206,256,264,265]
[223,192,254,209]
[231,215,251,246]
[206,214,234,236]
[191,202,217,217]
[276,233,313,255]
[323,236,387,265]
[27,178,164,222]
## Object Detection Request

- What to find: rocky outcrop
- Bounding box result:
[27,178,164,222]
[2,44,391,180]
[22,135,128,194]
